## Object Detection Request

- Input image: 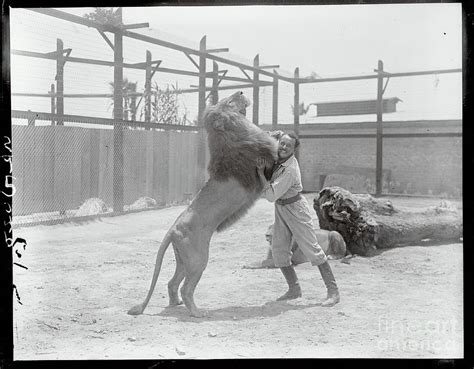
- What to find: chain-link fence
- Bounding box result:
[10,8,462,226]
[11,111,203,227]
[291,73,462,196]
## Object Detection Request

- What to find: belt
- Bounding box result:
[275,193,302,206]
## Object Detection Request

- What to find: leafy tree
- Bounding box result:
[142,83,189,125]
[83,7,122,27]
[108,78,138,121]
[290,102,314,116]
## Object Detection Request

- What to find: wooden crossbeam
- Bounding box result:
[205,48,229,53]
[128,60,162,68]
[216,70,228,87]
[149,61,163,80]
[182,82,267,94]
[43,51,59,57]
[296,68,462,84]
[15,92,114,98]
[28,9,292,82]
[204,72,252,84]
[239,68,252,81]
[12,49,199,75]
[189,80,272,89]
[12,92,144,98]
[42,48,72,58]
[122,22,149,29]
[11,109,200,131]
[259,65,280,69]
[98,30,115,51]
[382,77,390,95]
[13,49,273,84]
[298,132,462,139]
[184,52,200,70]
[205,70,228,76]
[60,48,72,69]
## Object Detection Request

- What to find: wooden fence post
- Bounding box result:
[49,83,56,126]
[145,50,152,126]
[253,54,259,125]
[198,36,207,121]
[294,67,300,160]
[375,60,384,197]
[56,39,64,126]
[196,36,207,188]
[113,8,124,212]
[272,72,278,130]
[211,61,219,105]
[130,82,137,121]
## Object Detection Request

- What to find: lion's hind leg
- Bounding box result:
[178,236,210,318]
[167,245,185,307]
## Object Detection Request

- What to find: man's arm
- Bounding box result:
[256,158,293,202]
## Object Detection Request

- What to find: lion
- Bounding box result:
[128,91,278,318]
[243,225,347,269]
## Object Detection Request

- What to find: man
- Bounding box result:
[256,132,340,307]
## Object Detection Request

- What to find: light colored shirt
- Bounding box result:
[263,155,303,202]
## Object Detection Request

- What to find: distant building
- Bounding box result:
[313,97,402,117]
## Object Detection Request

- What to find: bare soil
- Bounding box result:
[13,194,463,359]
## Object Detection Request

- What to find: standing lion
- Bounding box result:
[128,92,278,317]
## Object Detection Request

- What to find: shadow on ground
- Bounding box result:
[146,300,323,323]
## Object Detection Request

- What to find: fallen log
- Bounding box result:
[313,186,463,256]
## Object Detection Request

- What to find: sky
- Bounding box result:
[121,4,462,77]
[10,4,463,123]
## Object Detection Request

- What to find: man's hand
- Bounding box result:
[256,157,271,191]
[256,157,267,173]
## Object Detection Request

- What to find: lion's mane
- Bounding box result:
[203,93,278,191]
[201,92,279,232]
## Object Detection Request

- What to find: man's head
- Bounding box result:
[278,132,300,160]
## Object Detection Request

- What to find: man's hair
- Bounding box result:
[285,132,300,148]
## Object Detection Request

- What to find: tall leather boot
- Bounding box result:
[317,261,340,307]
[277,265,302,301]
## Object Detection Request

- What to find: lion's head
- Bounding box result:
[224,91,251,116]
[202,92,278,192]
[203,91,252,131]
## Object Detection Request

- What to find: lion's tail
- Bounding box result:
[127,228,174,315]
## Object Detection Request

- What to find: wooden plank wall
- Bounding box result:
[12,126,203,216]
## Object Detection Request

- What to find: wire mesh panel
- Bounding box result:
[383,73,462,121]
[277,81,295,125]
[295,73,462,196]
[9,7,462,227]
[11,113,203,226]
[9,8,207,226]
[381,73,462,196]
[11,121,110,221]
[299,78,378,123]
[258,85,273,125]
[382,135,462,197]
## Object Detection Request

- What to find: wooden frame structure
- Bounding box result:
[11,7,462,207]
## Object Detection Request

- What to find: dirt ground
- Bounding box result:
[13,194,463,360]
